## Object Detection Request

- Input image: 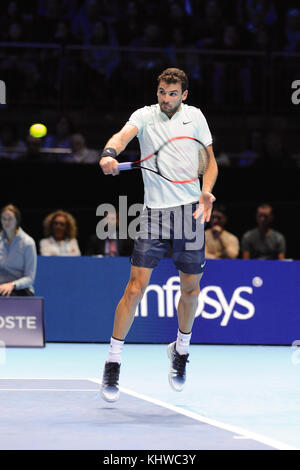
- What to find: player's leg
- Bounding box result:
[101,265,152,402]
[168,201,205,391]
[167,271,202,392]
[112,265,153,341]
[177,271,203,339]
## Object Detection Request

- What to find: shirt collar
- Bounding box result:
[158,103,184,121]
[0,228,23,242]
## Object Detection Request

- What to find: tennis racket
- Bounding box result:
[118,136,209,184]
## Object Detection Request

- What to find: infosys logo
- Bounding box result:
[135,276,263,326]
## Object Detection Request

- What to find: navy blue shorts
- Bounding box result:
[130,202,206,274]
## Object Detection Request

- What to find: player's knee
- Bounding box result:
[126,279,147,302]
[181,285,200,301]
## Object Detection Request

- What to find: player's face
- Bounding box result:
[157,80,188,117]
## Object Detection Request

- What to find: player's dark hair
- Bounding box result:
[0,204,21,228]
[157,68,189,92]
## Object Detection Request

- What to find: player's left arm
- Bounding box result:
[194,144,218,222]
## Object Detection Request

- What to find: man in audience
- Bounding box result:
[241,203,286,259]
[205,204,239,259]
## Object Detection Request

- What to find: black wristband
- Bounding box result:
[101,147,117,159]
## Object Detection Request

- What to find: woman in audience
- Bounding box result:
[0,204,37,296]
[39,209,81,256]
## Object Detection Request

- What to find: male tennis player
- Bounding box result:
[99,68,218,402]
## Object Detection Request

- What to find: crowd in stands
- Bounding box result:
[0,0,299,52]
[0,0,300,108]
[0,200,288,295]
[0,118,298,168]
[0,201,288,296]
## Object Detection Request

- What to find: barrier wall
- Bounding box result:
[34,256,300,345]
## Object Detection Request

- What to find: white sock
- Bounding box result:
[107,337,124,364]
[176,330,192,355]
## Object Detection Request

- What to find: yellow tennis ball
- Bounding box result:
[29,123,47,138]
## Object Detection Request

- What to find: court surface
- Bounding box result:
[0,343,299,450]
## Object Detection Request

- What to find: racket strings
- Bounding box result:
[156,138,208,183]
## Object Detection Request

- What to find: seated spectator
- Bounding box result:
[251,131,297,168]
[68,134,98,164]
[40,210,81,256]
[192,0,224,49]
[0,204,37,296]
[115,1,145,46]
[0,123,26,159]
[20,134,51,162]
[205,204,240,259]
[241,203,286,259]
[83,20,119,79]
[53,19,80,45]
[238,129,264,167]
[71,0,102,43]
[43,115,74,150]
[129,24,165,70]
[284,8,300,52]
[85,211,133,257]
[212,135,231,167]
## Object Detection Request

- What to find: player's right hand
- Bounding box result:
[99,157,119,176]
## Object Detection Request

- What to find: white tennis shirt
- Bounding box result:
[127,103,213,208]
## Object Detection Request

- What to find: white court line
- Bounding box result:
[0,389,97,392]
[89,378,298,451]
[0,377,297,450]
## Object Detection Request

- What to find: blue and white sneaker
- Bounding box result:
[101,362,121,402]
[167,342,189,392]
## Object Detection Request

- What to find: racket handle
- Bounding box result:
[118,162,133,171]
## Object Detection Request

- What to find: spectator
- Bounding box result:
[85,211,133,256]
[53,20,79,45]
[115,1,145,46]
[0,123,26,160]
[71,0,102,43]
[238,129,264,167]
[43,115,74,149]
[40,210,81,256]
[284,8,300,52]
[21,134,48,161]
[69,133,98,164]
[212,135,231,167]
[0,204,37,296]
[205,204,240,259]
[251,131,298,168]
[164,27,202,80]
[192,0,224,49]
[129,24,165,72]
[83,20,119,79]
[212,24,253,105]
[241,203,286,259]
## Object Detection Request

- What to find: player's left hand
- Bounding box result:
[193,191,216,223]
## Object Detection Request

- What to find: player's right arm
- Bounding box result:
[99,123,138,175]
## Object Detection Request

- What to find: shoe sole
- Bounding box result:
[167,342,183,392]
[100,384,120,403]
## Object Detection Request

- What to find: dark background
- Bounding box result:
[0,0,300,258]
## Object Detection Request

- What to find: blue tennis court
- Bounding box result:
[0,343,299,450]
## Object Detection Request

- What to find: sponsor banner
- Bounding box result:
[34,257,300,345]
[0,297,45,347]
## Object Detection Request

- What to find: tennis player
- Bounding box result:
[99,68,218,402]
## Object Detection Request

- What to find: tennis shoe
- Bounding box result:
[101,361,121,402]
[167,342,189,392]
